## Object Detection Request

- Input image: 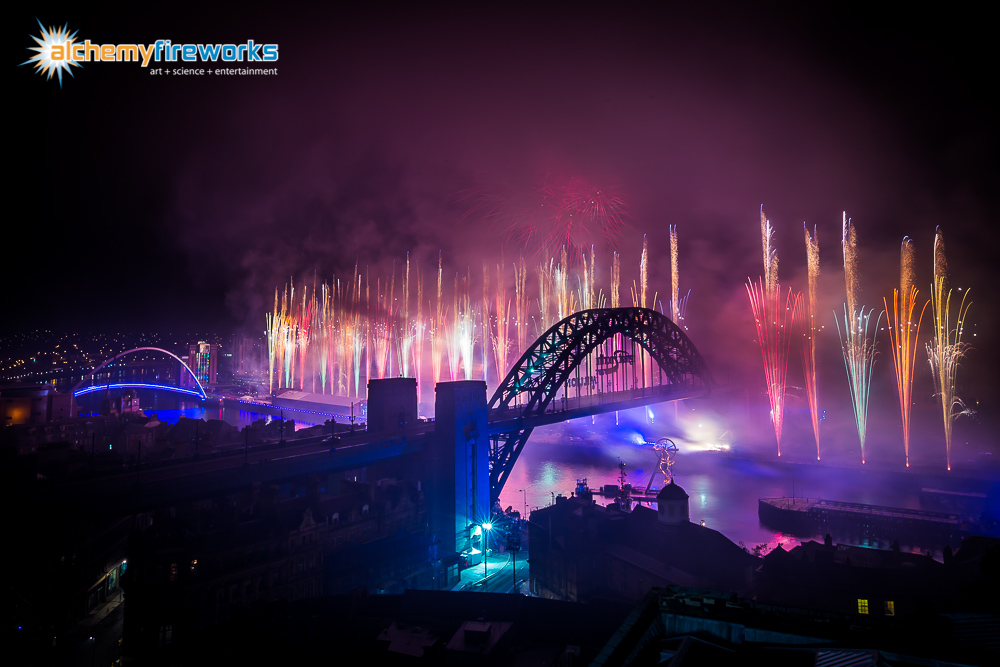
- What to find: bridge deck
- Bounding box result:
[487,382,708,434]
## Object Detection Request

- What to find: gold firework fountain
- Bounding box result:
[884,238,928,468]
[926,228,973,471]
[640,235,648,309]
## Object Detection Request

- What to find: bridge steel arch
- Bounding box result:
[72,347,208,400]
[487,307,712,504]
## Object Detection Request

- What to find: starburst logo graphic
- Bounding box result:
[20,20,280,87]
[21,19,81,87]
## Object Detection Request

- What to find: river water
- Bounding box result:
[497,410,1000,555]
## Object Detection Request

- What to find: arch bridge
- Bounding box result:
[485,307,712,504]
[73,347,208,400]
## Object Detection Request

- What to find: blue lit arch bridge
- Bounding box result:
[73,347,208,401]
[485,307,713,503]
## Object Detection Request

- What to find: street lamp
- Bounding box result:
[482,522,492,579]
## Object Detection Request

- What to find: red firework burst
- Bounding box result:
[456,173,629,261]
[533,177,628,256]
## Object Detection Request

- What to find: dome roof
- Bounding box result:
[656,480,689,501]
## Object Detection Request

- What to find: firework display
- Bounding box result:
[837,215,883,464]
[433,253,444,386]
[836,305,882,464]
[746,209,800,456]
[639,235,648,308]
[798,224,821,459]
[490,259,512,383]
[926,229,973,471]
[611,252,621,309]
[884,238,928,467]
[460,175,629,261]
[261,211,977,472]
[264,245,660,402]
[669,226,680,324]
[514,258,529,356]
[665,225,690,328]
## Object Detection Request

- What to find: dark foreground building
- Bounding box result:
[529,481,757,603]
[152,589,634,666]
[121,476,439,654]
[593,585,1000,666]
[757,534,1000,618]
[144,584,1000,666]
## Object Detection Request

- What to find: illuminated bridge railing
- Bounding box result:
[72,346,208,400]
[74,382,207,400]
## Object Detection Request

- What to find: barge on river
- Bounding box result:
[758,497,983,551]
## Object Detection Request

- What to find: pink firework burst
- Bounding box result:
[456,173,629,261]
[526,177,628,258]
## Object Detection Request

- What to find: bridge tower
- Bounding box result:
[427,380,489,557]
[367,377,417,434]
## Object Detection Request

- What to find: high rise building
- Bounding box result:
[181,342,217,387]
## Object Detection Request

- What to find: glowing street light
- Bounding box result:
[482,522,493,579]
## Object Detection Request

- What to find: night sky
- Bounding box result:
[10,3,998,422]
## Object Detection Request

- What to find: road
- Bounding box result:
[457,523,531,594]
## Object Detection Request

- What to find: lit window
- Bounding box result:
[885,601,895,616]
[857,599,869,615]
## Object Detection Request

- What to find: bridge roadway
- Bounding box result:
[31,383,706,520]
[486,382,708,435]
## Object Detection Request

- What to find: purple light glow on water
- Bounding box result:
[499,423,800,550]
[499,407,999,555]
